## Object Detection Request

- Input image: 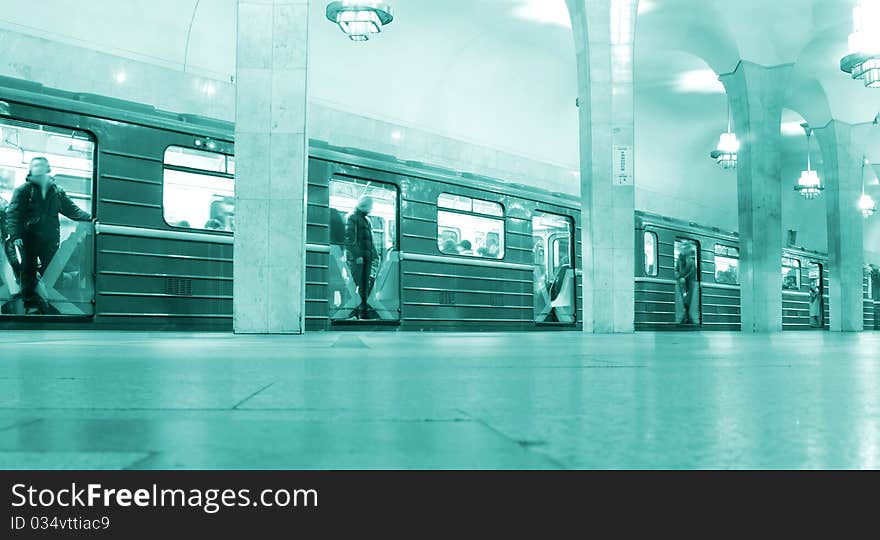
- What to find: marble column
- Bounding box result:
[567,0,637,333]
[234,0,309,334]
[720,61,792,333]
[815,121,865,332]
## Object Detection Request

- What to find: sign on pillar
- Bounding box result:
[613,145,633,186]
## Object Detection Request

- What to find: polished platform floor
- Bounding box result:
[1,330,878,469]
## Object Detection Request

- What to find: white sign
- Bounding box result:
[613,145,634,186]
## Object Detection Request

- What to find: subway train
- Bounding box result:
[0,76,877,332]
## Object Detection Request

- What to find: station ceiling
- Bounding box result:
[1,0,879,164]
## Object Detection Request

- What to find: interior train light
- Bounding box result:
[860,158,876,218]
[794,124,823,200]
[859,193,876,217]
[326,2,393,41]
[841,0,880,88]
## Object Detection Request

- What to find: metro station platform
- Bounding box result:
[1,331,878,470]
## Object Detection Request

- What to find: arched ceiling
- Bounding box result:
[0,0,878,163]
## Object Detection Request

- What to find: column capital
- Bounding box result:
[718,60,795,80]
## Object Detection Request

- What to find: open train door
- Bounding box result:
[673,238,701,326]
[532,212,575,324]
[807,261,824,328]
[327,177,400,323]
[0,120,95,318]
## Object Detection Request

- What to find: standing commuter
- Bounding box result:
[345,196,377,319]
[674,245,699,325]
[6,156,91,314]
[809,281,821,327]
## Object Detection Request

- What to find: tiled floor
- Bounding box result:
[1,330,878,469]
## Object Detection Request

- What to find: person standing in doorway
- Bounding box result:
[809,280,822,327]
[675,245,699,325]
[6,156,91,314]
[345,195,377,320]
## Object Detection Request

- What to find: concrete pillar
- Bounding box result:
[567,0,637,333]
[720,62,792,333]
[815,121,865,332]
[234,0,309,333]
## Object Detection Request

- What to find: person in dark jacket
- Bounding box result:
[674,245,698,324]
[7,156,92,313]
[345,196,377,319]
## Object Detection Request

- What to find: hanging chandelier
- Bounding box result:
[326,2,393,42]
[794,124,823,200]
[859,158,876,218]
[710,101,739,169]
[841,0,880,88]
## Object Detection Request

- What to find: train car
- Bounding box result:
[304,144,583,331]
[1,77,873,333]
[0,76,583,331]
[635,211,832,331]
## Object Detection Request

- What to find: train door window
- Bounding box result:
[713,245,739,285]
[0,119,95,317]
[643,231,658,276]
[328,177,400,322]
[808,262,824,327]
[436,194,504,259]
[782,257,801,290]
[163,146,234,231]
[673,238,701,325]
[532,213,575,323]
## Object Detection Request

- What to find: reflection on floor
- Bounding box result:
[1,330,878,469]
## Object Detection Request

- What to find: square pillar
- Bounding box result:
[721,62,792,333]
[568,0,637,333]
[815,121,865,332]
[234,0,309,333]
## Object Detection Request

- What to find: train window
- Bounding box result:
[436,194,504,259]
[643,231,658,276]
[0,119,95,317]
[714,245,739,285]
[438,193,503,217]
[163,146,234,232]
[782,257,801,290]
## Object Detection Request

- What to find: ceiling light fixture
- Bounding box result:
[326,1,393,42]
[794,124,823,200]
[841,0,880,88]
[710,100,739,170]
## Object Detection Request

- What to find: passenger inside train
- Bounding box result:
[5,156,92,314]
[674,242,699,325]
[345,195,378,320]
[204,196,235,232]
[456,239,473,256]
[809,281,822,327]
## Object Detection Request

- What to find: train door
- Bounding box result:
[807,262,824,328]
[0,119,95,317]
[532,213,575,324]
[327,177,400,322]
[673,238,701,325]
